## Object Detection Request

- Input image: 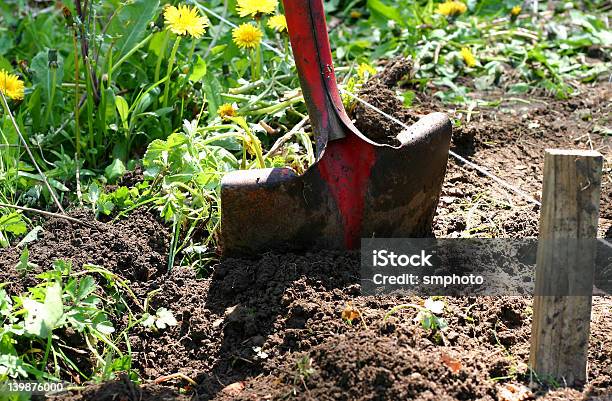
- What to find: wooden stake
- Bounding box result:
[530,149,603,386]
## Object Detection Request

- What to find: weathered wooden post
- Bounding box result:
[529,149,603,385]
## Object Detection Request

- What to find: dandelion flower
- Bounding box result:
[357,63,377,79]
[236,0,277,18]
[460,47,477,68]
[267,14,287,32]
[218,103,237,119]
[233,23,263,49]
[436,1,467,17]
[164,4,209,38]
[511,5,521,16]
[0,70,25,100]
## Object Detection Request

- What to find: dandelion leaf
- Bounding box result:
[109,0,160,59]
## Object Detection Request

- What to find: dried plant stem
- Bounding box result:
[264,116,309,159]
[0,202,95,228]
[153,373,197,386]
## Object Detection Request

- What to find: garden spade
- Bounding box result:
[220,0,452,256]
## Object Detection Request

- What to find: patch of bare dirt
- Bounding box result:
[352,58,610,238]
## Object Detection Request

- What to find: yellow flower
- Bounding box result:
[436,1,467,17]
[511,5,522,16]
[232,23,263,49]
[350,10,363,19]
[0,70,25,100]
[357,63,377,79]
[267,14,287,32]
[218,103,237,119]
[236,0,277,18]
[460,47,477,68]
[164,4,209,38]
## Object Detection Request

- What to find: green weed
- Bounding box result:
[0,259,167,384]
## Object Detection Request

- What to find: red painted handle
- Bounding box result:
[283,0,347,145]
[284,0,378,249]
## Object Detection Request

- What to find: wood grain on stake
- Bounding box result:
[530,149,603,385]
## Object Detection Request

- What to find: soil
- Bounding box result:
[0,208,169,296]
[1,235,610,401]
[353,58,417,144]
[0,61,610,401]
[356,60,611,239]
[105,164,146,192]
[53,374,191,401]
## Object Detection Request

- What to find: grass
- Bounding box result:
[0,0,610,388]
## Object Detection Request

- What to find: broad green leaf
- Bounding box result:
[210,44,227,56]
[142,139,169,177]
[0,288,12,316]
[0,354,29,378]
[569,10,596,32]
[1,115,19,168]
[16,226,43,248]
[92,314,115,335]
[48,178,70,192]
[202,72,223,121]
[367,0,402,25]
[403,90,416,107]
[232,58,249,77]
[0,53,13,70]
[508,83,530,94]
[105,159,126,183]
[76,276,96,301]
[17,172,69,191]
[107,355,132,374]
[115,96,129,130]
[189,56,207,82]
[99,201,115,216]
[132,93,154,117]
[23,283,64,338]
[471,0,510,17]
[88,183,101,205]
[148,31,169,57]
[150,107,174,118]
[30,50,64,103]
[108,0,160,59]
[14,247,37,273]
[0,212,27,236]
[113,186,131,204]
[43,283,64,328]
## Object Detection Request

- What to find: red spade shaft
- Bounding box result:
[284,0,377,247]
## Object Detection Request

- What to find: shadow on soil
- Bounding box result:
[195,251,361,399]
